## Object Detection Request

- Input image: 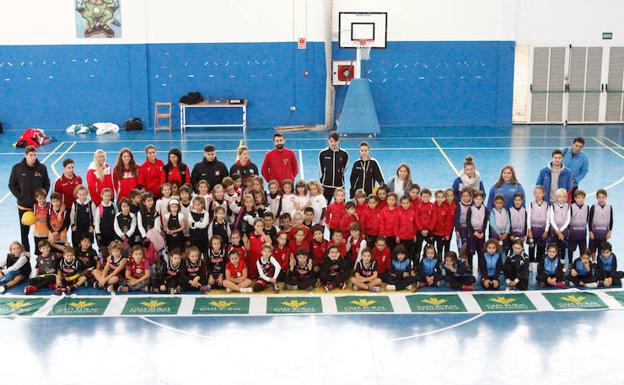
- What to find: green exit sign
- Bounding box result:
[603,32,613,40]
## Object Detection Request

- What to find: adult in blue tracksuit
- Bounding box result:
[535,149,573,204]
[487,165,525,210]
[562,137,589,195]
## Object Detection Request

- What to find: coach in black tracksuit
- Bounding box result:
[349,142,384,199]
[318,132,349,203]
[8,146,50,252]
[190,144,229,192]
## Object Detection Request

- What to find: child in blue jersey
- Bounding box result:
[415,244,442,288]
[596,242,622,287]
[478,240,503,290]
[443,251,476,291]
[489,194,511,253]
[568,251,598,288]
[383,245,417,291]
[503,240,529,290]
[537,243,565,288]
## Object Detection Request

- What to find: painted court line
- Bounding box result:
[390,313,486,342]
[0,141,66,204]
[587,137,624,196]
[600,136,624,151]
[431,138,460,176]
[50,141,78,178]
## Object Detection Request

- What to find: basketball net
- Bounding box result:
[356,39,373,61]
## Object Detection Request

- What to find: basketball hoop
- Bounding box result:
[356,39,373,61]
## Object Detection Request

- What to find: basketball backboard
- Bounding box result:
[338,12,387,49]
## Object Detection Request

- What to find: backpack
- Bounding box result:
[179,92,204,105]
[124,118,144,131]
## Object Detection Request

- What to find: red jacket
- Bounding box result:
[356,202,367,220]
[54,174,83,208]
[379,206,399,237]
[86,163,114,206]
[377,199,387,211]
[360,206,381,236]
[415,201,435,231]
[273,245,290,270]
[112,168,138,201]
[326,201,346,230]
[163,164,191,186]
[328,240,347,257]
[261,148,298,184]
[288,225,312,243]
[372,246,391,275]
[446,201,457,236]
[247,232,265,279]
[339,213,358,234]
[432,202,454,237]
[289,240,311,258]
[311,239,328,264]
[394,207,418,240]
[138,159,165,197]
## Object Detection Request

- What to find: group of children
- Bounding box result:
[0,155,620,295]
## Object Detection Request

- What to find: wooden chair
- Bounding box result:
[154,102,172,131]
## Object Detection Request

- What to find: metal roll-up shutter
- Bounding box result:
[606,47,624,122]
[530,47,549,122]
[567,47,587,122]
[583,47,603,122]
[547,47,566,122]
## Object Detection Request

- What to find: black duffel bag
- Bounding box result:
[179,92,204,105]
[124,117,144,131]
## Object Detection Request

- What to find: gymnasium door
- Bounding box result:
[526,45,624,124]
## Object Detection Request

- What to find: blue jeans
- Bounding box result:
[0,270,20,286]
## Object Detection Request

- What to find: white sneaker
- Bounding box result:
[405,284,413,291]
[240,287,252,293]
[352,284,359,291]
[585,282,598,289]
[0,285,6,294]
[369,286,381,293]
[225,287,232,293]
[386,284,396,291]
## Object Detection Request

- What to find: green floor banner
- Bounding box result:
[605,291,624,307]
[473,293,536,312]
[542,292,608,310]
[266,297,323,314]
[49,297,111,316]
[0,298,48,316]
[406,294,467,313]
[122,297,181,315]
[335,296,393,313]
[193,297,250,315]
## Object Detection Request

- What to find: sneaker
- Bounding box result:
[170,287,179,295]
[286,284,298,290]
[54,287,64,295]
[585,282,598,289]
[555,281,566,289]
[240,287,253,293]
[324,284,333,292]
[386,284,396,291]
[462,284,475,291]
[272,285,280,294]
[24,285,38,295]
[305,286,314,292]
[369,286,381,293]
[93,282,100,289]
[352,284,359,291]
[225,287,232,293]
[340,283,347,290]
[107,285,115,293]
[118,286,129,293]
[405,284,413,291]
[200,285,210,294]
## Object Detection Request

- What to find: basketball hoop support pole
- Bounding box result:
[354,47,362,79]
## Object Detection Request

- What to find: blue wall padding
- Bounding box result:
[0,40,514,130]
[337,79,380,135]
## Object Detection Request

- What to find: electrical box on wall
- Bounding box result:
[332,60,359,85]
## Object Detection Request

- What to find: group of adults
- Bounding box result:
[8,132,589,252]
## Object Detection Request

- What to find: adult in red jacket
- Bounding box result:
[112,148,139,201]
[138,145,165,197]
[86,149,114,206]
[261,133,298,185]
[54,158,82,208]
[162,148,191,187]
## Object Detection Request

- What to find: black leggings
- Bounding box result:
[383,273,417,290]
[29,274,56,289]
[18,208,31,252]
[286,274,317,289]
[445,274,476,290]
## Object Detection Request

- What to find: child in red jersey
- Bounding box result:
[395,195,418,262]
[379,193,400,251]
[223,249,253,293]
[289,228,311,259]
[372,236,391,276]
[311,225,328,265]
[47,192,69,253]
[273,231,290,273]
[253,245,281,293]
[432,189,453,258]
[119,245,151,292]
[326,188,346,237]
[354,188,367,219]
[375,185,389,210]
[247,218,272,280]
[33,188,50,256]
[339,201,359,235]
[360,195,381,244]
[227,230,248,263]
[288,211,312,243]
[415,189,435,259]
[350,248,382,292]
[96,240,127,292]
[328,229,347,258]
[347,222,367,265]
